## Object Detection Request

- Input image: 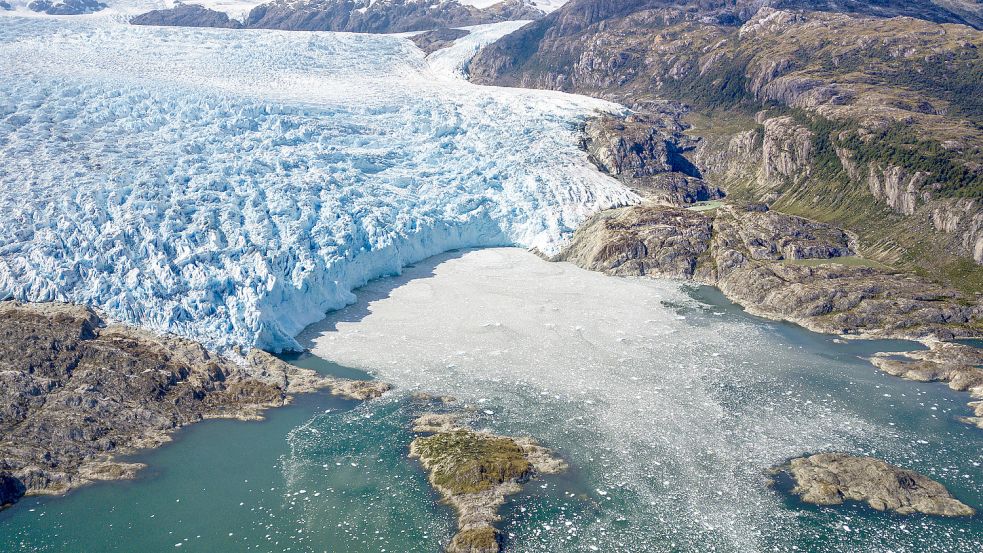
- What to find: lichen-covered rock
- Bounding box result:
[775,453,975,517]
[409,413,565,553]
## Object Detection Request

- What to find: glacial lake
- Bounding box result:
[2,249,980,552]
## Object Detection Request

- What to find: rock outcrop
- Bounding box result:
[773,453,975,516]
[409,413,565,553]
[871,342,983,428]
[0,301,389,509]
[581,113,722,205]
[130,3,244,28]
[410,28,470,55]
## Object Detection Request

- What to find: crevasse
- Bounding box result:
[0,18,637,352]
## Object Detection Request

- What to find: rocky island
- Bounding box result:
[772,453,976,517]
[409,411,566,553]
[0,301,390,510]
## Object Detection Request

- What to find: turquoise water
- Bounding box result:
[1,288,981,552]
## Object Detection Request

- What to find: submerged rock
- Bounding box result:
[773,453,975,517]
[409,413,566,553]
[871,342,983,429]
[0,300,389,504]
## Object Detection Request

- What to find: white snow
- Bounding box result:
[0,18,634,352]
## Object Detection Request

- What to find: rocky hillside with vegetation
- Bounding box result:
[470,0,983,292]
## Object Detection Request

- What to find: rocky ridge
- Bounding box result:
[408,410,565,553]
[132,0,543,33]
[0,300,390,510]
[772,452,975,516]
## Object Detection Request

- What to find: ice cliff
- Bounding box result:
[0,18,635,351]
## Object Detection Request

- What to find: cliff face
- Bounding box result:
[470,1,983,288]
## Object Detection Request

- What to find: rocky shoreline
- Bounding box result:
[408,409,565,553]
[552,108,983,429]
[870,341,983,429]
[771,453,975,517]
[0,301,390,510]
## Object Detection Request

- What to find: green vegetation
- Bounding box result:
[778,108,983,199]
[413,431,531,494]
[448,526,500,553]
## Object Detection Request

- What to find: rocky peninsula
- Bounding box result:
[870,342,983,429]
[408,411,566,553]
[772,453,976,517]
[0,301,390,510]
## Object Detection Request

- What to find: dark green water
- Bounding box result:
[1,287,980,552]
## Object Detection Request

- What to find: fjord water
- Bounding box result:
[5,250,979,552]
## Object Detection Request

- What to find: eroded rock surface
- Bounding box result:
[409,413,566,553]
[871,342,983,428]
[0,301,389,508]
[774,453,975,516]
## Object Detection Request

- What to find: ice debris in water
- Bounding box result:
[0,18,633,352]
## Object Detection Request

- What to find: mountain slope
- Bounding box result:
[470,0,983,290]
[132,0,544,32]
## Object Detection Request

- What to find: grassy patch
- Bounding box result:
[414,431,531,494]
[449,526,500,552]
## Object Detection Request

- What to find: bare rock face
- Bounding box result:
[131,3,245,28]
[867,164,928,216]
[761,116,812,187]
[775,453,975,517]
[0,301,388,509]
[931,198,983,263]
[871,342,983,428]
[581,114,722,205]
[410,27,470,55]
[553,206,712,279]
[27,0,105,14]
[409,413,565,553]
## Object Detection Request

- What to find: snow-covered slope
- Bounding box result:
[0,18,633,352]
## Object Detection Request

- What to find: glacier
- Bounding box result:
[0,16,636,352]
